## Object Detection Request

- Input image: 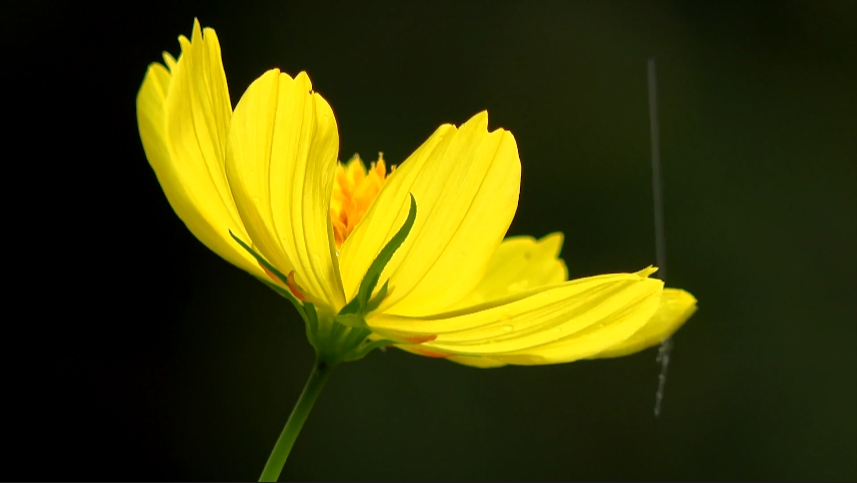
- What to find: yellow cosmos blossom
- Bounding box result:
[137,20,696,370]
[138,20,697,480]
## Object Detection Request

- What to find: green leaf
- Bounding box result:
[337,295,361,316]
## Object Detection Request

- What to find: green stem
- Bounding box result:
[259,360,335,482]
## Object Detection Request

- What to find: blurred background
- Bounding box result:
[4,0,855,480]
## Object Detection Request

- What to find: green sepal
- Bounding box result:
[338,193,417,319]
[228,195,418,368]
[230,231,308,322]
[364,280,389,314]
[303,300,319,326]
[337,295,361,316]
[334,313,367,329]
[341,327,372,351]
[314,325,373,366]
[342,338,398,363]
[255,277,307,322]
[336,280,387,321]
[355,193,416,309]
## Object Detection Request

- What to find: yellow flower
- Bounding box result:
[137,20,696,368]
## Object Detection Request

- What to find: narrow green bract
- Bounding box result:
[338,193,417,318]
[231,194,418,366]
[229,231,307,320]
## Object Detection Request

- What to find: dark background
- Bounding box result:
[5,0,855,480]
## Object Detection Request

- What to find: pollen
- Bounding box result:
[330,153,394,247]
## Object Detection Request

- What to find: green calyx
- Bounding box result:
[230,193,417,366]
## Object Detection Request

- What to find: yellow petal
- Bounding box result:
[137,21,261,278]
[421,232,567,368]
[367,269,664,364]
[225,69,345,309]
[589,288,697,358]
[339,111,521,316]
[449,233,568,309]
[137,63,172,185]
[163,51,177,71]
[447,355,507,368]
[391,343,506,367]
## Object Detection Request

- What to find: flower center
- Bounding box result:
[330,153,393,247]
